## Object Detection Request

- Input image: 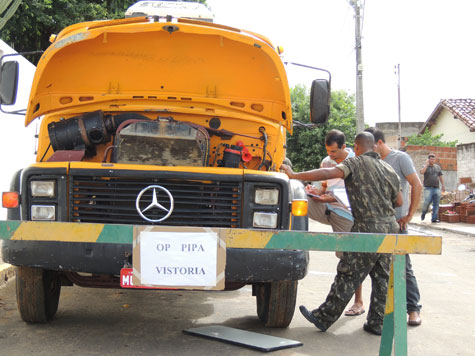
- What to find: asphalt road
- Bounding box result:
[0,226,474,356]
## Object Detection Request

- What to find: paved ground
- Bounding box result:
[409,215,474,236]
[0,220,474,355]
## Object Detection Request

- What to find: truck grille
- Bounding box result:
[70,175,241,227]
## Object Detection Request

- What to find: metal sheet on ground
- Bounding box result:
[183,325,303,352]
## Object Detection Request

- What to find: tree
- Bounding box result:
[405,131,458,147]
[286,85,357,172]
[0,0,22,31]
[0,0,207,64]
[1,1,114,62]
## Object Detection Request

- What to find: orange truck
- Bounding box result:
[0,8,329,327]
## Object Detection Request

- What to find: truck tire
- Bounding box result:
[16,266,61,323]
[255,280,297,328]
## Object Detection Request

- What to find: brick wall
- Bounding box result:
[404,145,458,191]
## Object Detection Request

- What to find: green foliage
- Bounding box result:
[0,0,207,64]
[0,0,22,31]
[286,85,357,171]
[405,130,458,147]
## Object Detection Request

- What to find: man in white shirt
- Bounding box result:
[306,129,354,233]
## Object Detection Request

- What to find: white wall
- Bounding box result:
[429,108,475,144]
[457,143,475,180]
[0,41,37,220]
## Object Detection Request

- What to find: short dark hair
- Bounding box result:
[428,154,435,158]
[355,132,375,149]
[325,129,346,148]
[364,127,385,143]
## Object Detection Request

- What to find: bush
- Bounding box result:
[405,131,458,147]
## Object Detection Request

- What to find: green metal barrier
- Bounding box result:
[0,221,442,355]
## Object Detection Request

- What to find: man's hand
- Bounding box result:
[397,214,412,231]
[305,186,335,202]
[280,164,294,178]
[312,194,336,203]
[305,185,323,196]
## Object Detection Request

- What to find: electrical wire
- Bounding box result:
[293,120,315,128]
[39,143,51,162]
[257,127,267,171]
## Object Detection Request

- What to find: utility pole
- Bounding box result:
[395,64,402,149]
[350,0,365,133]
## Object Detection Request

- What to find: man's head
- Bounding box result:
[364,127,386,153]
[354,132,375,156]
[364,127,385,143]
[325,129,347,163]
[428,154,436,166]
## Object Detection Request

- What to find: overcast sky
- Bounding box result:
[208,0,475,126]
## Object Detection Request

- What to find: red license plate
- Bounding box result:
[120,268,154,289]
[120,268,175,290]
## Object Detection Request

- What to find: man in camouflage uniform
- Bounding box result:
[280,132,402,335]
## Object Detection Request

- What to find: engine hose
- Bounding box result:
[115,119,151,134]
[102,145,115,163]
[104,112,152,134]
[47,111,152,153]
[257,127,268,171]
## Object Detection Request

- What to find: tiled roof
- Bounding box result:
[420,99,475,133]
[442,99,475,131]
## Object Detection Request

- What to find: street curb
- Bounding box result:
[410,222,475,237]
[0,263,15,287]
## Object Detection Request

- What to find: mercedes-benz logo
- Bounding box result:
[135,185,174,223]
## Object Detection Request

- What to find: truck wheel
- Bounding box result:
[16,267,61,323]
[255,281,297,328]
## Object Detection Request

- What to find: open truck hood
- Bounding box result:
[25,17,292,130]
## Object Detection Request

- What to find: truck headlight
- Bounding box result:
[31,205,56,220]
[31,181,55,197]
[255,188,279,205]
[253,212,278,228]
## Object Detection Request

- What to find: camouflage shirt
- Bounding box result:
[336,151,400,224]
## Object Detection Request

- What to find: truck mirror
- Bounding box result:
[310,79,330,125]
[0,61,19,105]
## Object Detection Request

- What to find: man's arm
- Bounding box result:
[420,159,429,174]
[280,164,344,182]
[398,172,422,230]
[439,174,445,193]
[396,191,403,207]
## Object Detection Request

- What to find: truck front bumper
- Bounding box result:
[1,221,309,283]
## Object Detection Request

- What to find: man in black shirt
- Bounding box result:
[420,154,445,223]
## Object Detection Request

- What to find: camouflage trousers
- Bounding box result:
[312,252,391,332]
